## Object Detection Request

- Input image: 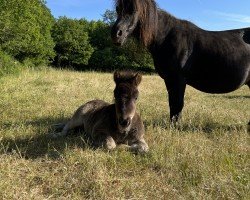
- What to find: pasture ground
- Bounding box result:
[0,68,249,199]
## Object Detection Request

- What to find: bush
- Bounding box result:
[0,0,55,65]
[51,14,154,72]
[88,48,129,71]
[87,20,113,50]
[0,49,23,78]
[52,17,94,68]
[87,20,154,72]
[120,39,154,72]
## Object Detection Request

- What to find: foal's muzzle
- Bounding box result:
[118,117,131,128]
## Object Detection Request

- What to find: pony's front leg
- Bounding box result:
[164,73,186,123]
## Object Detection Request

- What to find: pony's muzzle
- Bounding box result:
[111,24,128,45]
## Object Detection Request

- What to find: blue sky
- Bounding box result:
[46,0,250,31]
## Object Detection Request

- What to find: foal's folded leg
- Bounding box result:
[129,138,149,153]
[94,135,117,150]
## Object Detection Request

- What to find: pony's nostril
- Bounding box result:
[117,30,123,37]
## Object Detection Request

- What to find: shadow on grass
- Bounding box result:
[144,116,246,136]
[175,121,245,135]
[144,115,169,130]
[0,117,93,160]
[209,95,250,99]
[1,115,247,160]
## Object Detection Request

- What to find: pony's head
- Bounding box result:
[113,71,142,132]
[112,0,158,47]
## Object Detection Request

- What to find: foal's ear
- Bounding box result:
[114,70,121,84]
[134,73,142,86]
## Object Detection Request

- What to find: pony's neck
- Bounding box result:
[150,10,178,48]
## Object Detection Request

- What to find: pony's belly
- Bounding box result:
[188,82,240,93]
[184,56,250,93]
[186,73,245,94]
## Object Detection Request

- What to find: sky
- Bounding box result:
[46,0,250,31]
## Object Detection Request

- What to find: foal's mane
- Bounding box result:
[114,70,142,86]
[115,0,158,46]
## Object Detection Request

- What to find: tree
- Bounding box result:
[88,10,154,72]
[87,20,113,50]
[102,10,117,25]
[0,0,55,65]
[52,17,94,67]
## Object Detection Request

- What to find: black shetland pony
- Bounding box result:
[111,0,250,122]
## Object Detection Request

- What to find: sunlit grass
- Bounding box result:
[0,68,249,199]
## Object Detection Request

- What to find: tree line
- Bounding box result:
[0,0,154,77]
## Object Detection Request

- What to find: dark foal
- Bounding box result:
[112,0,250,122]
[53,71,148,153]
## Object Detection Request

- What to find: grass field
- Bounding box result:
[0,68,249,199]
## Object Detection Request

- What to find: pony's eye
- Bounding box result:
[116,6,121,14]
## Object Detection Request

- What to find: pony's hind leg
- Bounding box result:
[52,117,83,138]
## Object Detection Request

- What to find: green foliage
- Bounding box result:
[52,17,94,67]
[87,18,154,72]
[89,43,154,72]
[89,47,128,71]
[88,20,113,50]
[119,39,154,72]
[0,0,55,65]
[0,49,23,78]
[102,9,117,25]
[0,3,154,74]
[51,17,154,72]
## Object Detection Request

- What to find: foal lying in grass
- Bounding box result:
[53,71,149,153]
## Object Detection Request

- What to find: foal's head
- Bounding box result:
[112,0,158,46]
[113,71,142,132]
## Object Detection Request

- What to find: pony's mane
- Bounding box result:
[115,0,158,46]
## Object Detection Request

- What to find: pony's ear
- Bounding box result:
[114,70,121,84]
[134,73,142,86]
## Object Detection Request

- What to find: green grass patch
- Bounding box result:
[0,69,249,199]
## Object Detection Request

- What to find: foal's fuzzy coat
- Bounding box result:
[53,71,148,153]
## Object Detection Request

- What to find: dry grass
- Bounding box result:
[0,68,249,199]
